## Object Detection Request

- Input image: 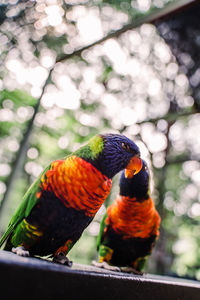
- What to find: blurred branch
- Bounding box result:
[56,0,198,63]
[119,110,199,135]
[138,110,199,124]
[166,155,200,164]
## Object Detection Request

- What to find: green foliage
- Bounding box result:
[69,230,97,265]
[0,89,36,108]
[0,89,36,139]
[0,121,15,136]
[43,34,68,54]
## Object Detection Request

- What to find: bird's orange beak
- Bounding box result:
[125,155,142,179]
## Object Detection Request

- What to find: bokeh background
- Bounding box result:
[0,0,200,279]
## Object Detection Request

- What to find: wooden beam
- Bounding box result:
[0,250,200,300]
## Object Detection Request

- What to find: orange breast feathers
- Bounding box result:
[107,195,161,239]
[40,156,112,217]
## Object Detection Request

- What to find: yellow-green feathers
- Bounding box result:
[88,135,104,159]
[74,135,104,160]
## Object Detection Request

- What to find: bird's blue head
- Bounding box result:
[92,133,142,179]
[119,160,150,200]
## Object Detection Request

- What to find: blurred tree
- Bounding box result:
[156,1,200,111]
[154,1,200,278]
[0,0,199,279]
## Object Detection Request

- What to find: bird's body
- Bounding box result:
[0,134,142,265]
[95,161,161,273]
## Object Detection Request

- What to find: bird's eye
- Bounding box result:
[121,143,132,153]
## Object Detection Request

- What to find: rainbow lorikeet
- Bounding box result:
[0,134,142,266]
[93,160,161,274]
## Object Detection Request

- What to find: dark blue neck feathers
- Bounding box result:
[119,167,150,200]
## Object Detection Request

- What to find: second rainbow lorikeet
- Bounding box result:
[0,133,142,266]
[92,160,161,274]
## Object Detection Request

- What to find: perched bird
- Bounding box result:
[93,160,161,274]
[0,133,142,266]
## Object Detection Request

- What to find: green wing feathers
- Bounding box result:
[96,212,108,250]
[0,164,51,248]
[0,223,16,248]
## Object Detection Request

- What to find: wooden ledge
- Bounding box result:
[0,250,199,300]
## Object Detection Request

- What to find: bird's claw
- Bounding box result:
[91,260,121,272]
[12,246,30,257]
[53,252,72,267]
[92,261,143,275]
[120,266,143,275]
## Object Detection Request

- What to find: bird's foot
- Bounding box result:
[91,260,120,272]
[53,252,72,267]
[119,266,143,275]
[12,246,30,257]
